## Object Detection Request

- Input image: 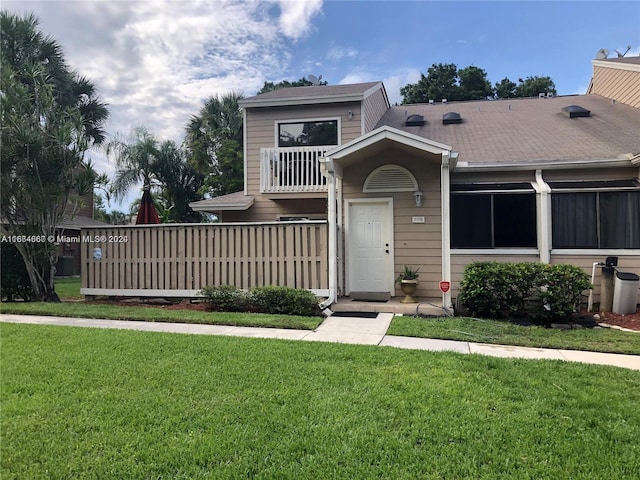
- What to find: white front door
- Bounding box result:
[347,200,393,293]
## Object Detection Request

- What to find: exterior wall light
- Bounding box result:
[414,190,423,207]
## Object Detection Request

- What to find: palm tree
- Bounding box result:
[185,92,244,171]
[106,126,162,200]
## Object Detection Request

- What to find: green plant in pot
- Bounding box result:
[396,265,420,303]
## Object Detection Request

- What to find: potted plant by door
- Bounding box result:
[396,265,420,303]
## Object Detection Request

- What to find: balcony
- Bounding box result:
[260,146,329,194]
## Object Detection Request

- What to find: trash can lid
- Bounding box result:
[616,271,640,281]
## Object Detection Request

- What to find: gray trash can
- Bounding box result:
[612,272,640,315]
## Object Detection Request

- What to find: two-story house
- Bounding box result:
[191,57,640,309]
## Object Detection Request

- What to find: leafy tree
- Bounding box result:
[458,66,493,100]
[1,11,108,301]
[93,193,129,225]
[401,63,460,104]
[494,77,517,99]
[257,76,327,94]
[514,76,557,98]
[401,63,557,103]
[199,139,244,197]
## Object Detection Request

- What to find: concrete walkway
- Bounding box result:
[2,313,639,371]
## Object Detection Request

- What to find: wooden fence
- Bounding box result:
[80,221,328,298]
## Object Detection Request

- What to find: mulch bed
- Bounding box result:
[85,299,640,331]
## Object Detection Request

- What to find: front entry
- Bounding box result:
[346,199,393,295]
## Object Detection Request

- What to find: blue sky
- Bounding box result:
[4,0,639,212]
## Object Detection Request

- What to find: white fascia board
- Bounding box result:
[454,156,635,172]
[239,93,367,109]
[327,126,452,160]
[189,197,254,212]
[592,59,640,72]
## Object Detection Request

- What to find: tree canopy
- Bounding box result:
[400,63,557,104]
[106,127,204,223]
[1,10,108,301]
[257,77,327,94]
[185,92,244,200]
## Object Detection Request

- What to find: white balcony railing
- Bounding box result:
[260,146,329,193]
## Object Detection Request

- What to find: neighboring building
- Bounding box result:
[191,58,640,307]
[57,191,106,276]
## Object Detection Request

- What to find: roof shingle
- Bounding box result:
[377,95,640,165]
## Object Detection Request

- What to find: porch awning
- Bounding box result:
[323,125,456,170]
[189,191,254,213]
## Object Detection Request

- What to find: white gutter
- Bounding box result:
[319,157,338,309]
[533,170,552,263]
[454,156,635,172]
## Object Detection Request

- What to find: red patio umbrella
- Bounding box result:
[135,188,161,225]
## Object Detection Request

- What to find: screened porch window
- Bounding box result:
[278,120,338,147]
[552,190,640,249]
[451,186,537,248]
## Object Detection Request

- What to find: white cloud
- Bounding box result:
[383,69,421,105]
[2,0,325,211]
[327,45,358,61]
[276,0,323,40]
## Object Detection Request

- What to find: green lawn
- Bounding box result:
[0,301,322,330]
[53,277,82,299]
[389,315,640,355]
[2,323,639,479]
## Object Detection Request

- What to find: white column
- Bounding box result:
[441,153,452,309]
[535,170,551,264]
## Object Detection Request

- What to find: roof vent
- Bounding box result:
[443,112,462,125]
[405,114,426,126]
[562,105,591,118]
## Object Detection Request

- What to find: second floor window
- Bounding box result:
[278,120,338,147]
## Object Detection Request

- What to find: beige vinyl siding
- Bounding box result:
[221,198,327,223]
[362,87,390,133]
[241,103,363,221]
[590,65,640,108]
[341,149,443,299]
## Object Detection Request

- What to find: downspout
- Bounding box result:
[319,157,337,309]
[336,175,344,297]
[441,152,452,309]
[534,170,551,264]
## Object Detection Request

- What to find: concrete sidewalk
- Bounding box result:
[2,313,639,371]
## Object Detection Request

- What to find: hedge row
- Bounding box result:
[199,285,321,317]
[458,262,592,323]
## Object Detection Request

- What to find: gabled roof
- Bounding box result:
[377,94,640,166]
[240,82,387,108]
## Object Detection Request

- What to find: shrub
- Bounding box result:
[459,262,591,323]
[199,285,248,312]
[199,284,321,317]
[1,244,33,301]
[539,263,592,322]
[458,262,545,319]
[250,286,320,317]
